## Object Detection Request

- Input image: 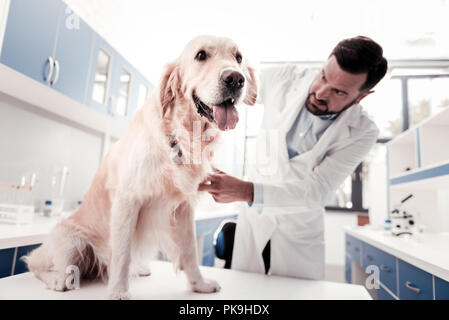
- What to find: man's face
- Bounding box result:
[306,55,372,116]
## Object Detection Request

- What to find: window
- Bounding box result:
[362,77,403,139]
[408,77,449,126]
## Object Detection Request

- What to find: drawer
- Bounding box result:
[345,234,361,264]
[434,276,449,300]
[14,244,41,275]
[0,248,15,278]
[345,255,351,283]
[398,259,433,300]
[362,243,397,295]
[377,284,396,300]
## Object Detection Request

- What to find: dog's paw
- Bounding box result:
[107,290,131,300]
[44,273,68,292]
[137,265,151,277]
[130,262,151,277]
[190,278,221,293]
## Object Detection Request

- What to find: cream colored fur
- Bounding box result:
[23,35,257,299]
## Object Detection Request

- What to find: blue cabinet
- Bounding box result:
[345,255,351,283]
[435,276,449,300]
[0,248,14,278]
[362,242,397,295]
[1,0,94,104]
[346,232,449,300]
[398,259,434,300]
[51,4,94,103]
[1,0,153,120]
[377,285,396,300]
[109,53,138,122]
[1,0,62,84]
[14,244,41,275]
[345,234,361,264]
[86,35,116,115]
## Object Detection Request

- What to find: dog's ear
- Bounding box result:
[159,62,180,118]
[243,65,258,106]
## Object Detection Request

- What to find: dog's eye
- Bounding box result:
[236,53,242,64]
[196,50,207,61]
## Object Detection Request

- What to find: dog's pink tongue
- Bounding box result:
[212,105,239,130]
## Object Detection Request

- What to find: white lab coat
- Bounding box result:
[231,64,379,279]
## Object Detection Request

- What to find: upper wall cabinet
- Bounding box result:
[1,0,61,84]
[87,37,153,120]
[51,4,94,104]
[0,0,93,104]
[0,0,153,124]
[86,35,115,115]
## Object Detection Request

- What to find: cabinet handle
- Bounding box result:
[44,56,54,85]
[51,59,60,86]
[380,265,391,273]
[405,281,421,294]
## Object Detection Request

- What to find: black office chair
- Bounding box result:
[213,220,236,269]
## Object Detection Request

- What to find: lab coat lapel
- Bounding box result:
[308,104,362,163]
[280,71,315,133]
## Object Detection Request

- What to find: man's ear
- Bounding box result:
[243,65,258,106]
[159,62,180,118]
[355,90,374,104]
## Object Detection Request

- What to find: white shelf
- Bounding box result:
[387,106,449,234]
[388,129,418,178]
[0,63,128,140]
[419,107,449,168]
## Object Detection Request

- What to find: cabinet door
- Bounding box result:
[14,244,41,275]
[345,255,352,283]
[86,35,115,115]
[109,54,135,123]
[134,75,154,112]
[435,276,449,300]
[0,0,62,84]
[398,259,434,300]
[52,4,94,104]
[0,248,14,278]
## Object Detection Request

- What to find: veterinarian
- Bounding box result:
[198,36,387,279]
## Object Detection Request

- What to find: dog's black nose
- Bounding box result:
[221,70,245,90]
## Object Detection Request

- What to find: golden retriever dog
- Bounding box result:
[23,35,257,299]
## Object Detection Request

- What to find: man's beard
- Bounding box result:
[305,93,360,116]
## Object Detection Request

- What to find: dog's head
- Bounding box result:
[159,35,257,131]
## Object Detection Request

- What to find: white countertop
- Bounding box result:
[0,260,370,300]
[0,215,59,250]
[345,226,449,282]
[0,206,239,250]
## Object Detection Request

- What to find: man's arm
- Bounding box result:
[261,128,379,212]
[199,127,378,214]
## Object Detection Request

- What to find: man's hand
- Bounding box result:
[198,168,254,203]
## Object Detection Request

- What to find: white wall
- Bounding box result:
[0,92,103,211]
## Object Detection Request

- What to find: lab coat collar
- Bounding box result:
[283,70,363,143]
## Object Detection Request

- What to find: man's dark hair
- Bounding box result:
[330,36,388,91]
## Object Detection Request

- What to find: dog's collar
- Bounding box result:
[169,135,184,164]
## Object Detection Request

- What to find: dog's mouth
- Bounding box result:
[193,94,239,131]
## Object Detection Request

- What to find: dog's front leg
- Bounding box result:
[170,201,221,293]
[107,195,140,300]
